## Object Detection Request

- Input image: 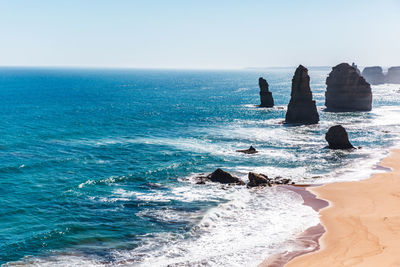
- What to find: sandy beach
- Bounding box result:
[281,149,400,266]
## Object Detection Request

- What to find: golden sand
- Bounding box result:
[285,149,400,266]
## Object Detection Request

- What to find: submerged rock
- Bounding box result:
[325,125,354,149]
[285,65,319,125]
[247,172,271,187]
[362,66,385,85]
[259,77,274,107]
[386,67,400,84]
[325,63,372,112]
[196,168,245,185]
[236,146,258,154]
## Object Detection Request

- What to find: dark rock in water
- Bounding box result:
[205,168,245,185]
[195,176,208,184]
[247,172,271,187]
[236,146,258,154]
[247,172,293,187]
[285,65,319,125]
[259,77,274,107]
[197,169,294,187]
[325,63,372,112]
[362,66,385,85]
[352,62,361,75]
[386,66,400,84]
[273,177,292,185]
[325,125,354,149]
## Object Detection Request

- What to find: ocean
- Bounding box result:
[1,67,400,266]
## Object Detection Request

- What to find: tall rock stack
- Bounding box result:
[325,63,372,112]
[362,66,385,85]
[386,67,400,84]
[259,77,274,107]
[285,65,319,125]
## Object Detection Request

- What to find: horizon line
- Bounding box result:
[0,64,396,71]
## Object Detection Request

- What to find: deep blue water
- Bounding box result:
[1,67,400,266]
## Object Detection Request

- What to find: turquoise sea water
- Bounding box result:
[1,67,400,266]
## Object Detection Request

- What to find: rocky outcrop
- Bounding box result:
[236,146,258,154]
[386,67,400,84]
[196,170,295,187]
[352,63,361,75]
[247,172,271,187]
[259,77,274,107]
[325,125,354,149]
[325,63,372,112]
[247,172,293,187]
[362,66,385,85]
[196,169,245,185]
[285,65,319,125]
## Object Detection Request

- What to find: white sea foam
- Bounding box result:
[113,184,229,203]
[234,87,250,92]
[4,254,105,267]
[78,176,121,188]
[8,184,318,267]
[118,186,318,266]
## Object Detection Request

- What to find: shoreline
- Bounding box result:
[272,149,400,266]
[260,185,328,267]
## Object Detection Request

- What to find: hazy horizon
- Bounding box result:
[0,65,397,71]
[1,0,399,69]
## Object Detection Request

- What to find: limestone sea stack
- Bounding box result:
[386,67,400,84]
[259,77,274,107]
[325,125,354,149]
[285,65,319,125]
[362,66,385,85]
[325,63,372,112]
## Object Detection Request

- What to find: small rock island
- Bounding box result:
[325,63,372,112]
[259,77,274,107]
[325,125,354,149]
[285,65,319,125]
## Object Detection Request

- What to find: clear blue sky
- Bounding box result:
[0,0,399,69]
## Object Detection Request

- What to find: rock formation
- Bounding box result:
[325,125,354,149]
[196,170,294,187]
[236,146,258,154]
[362,66,385,85]
[259,77,274,107]
[285,65,319,125]
[196,168,245,185]
[247,172,271,187]
[386,67,400,84]
[247,172,293,187]
[325,63,372,112]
